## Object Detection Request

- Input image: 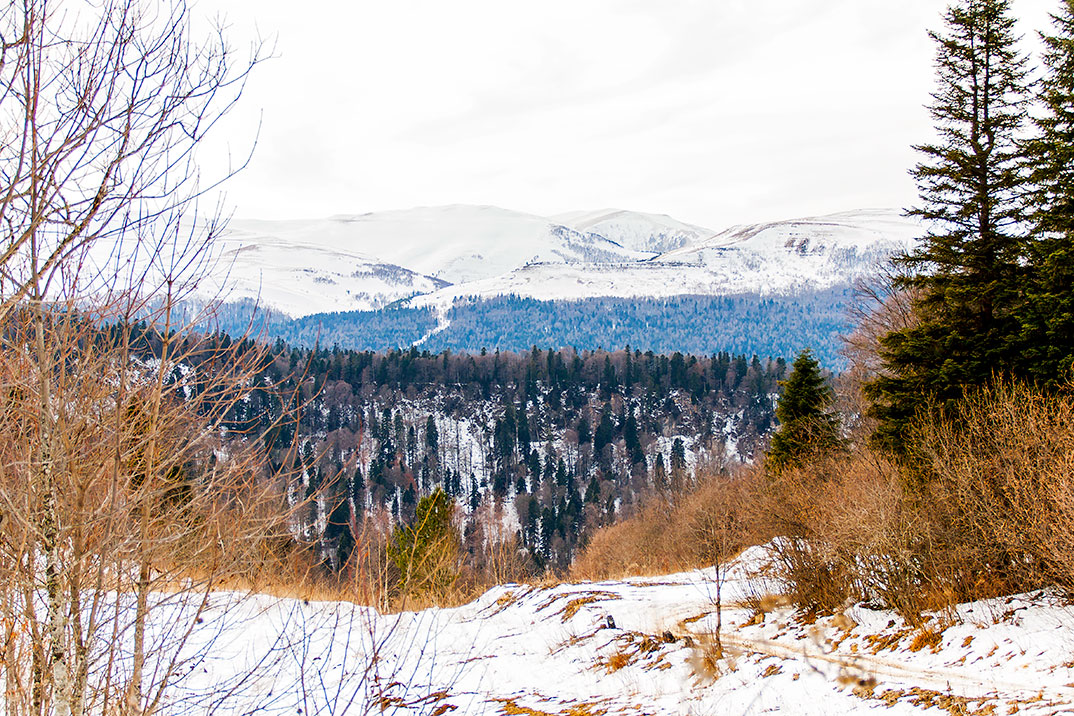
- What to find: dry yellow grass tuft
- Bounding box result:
[909,625,946,653]
[493,698,609,716]
[599,650,634,673]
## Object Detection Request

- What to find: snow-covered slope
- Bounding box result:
[217,205,649,313]
[206,226,449,314]
[207,206,919,317]
[663,207,919,260]
[158,545,1074,715]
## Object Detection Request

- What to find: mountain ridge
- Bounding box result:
[207,205,919,319]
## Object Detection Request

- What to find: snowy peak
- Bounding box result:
[209,227,448,315]
[323,204,654,278]
[554,208,716,253]
[652,209,918,279]
[226,205,648,290]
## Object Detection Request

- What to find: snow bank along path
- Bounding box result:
[168,546,1074,714]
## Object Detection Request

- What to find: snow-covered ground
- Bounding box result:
[161,545,1074,714]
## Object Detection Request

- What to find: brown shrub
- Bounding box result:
[760,446,976,621]
[761,379,1074,619]
[762,452,897,613]
[912,380,1074,595]
[571,380,1074,618]
[571,467,768,582]
[569,496,693,580]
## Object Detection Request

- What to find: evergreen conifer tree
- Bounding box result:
[868,0,1030,456]
[1022,0,1074,386]
[593,410,615,458]
[670,438,686,472]
[577,416,591,445]
[767,350,839,473]
[653,453,668,493]
[425,415,439,453]
[388,488,459,599]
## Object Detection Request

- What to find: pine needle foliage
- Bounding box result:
[767,350,840,473]
[868,0,1031,457]
[388,488,460,600]
[1022,0,1074,387]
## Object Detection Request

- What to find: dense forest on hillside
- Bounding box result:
[256,342,791,572]
[129,324,793,573]
[207,289,853,368]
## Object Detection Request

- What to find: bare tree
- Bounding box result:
[0,1,294,714]
[688,472,756,660]
[839,267,921,435]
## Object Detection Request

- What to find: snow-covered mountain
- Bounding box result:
[209,226,449,314]
[406,208,918,310]
[553,208,716,253]
[664,207,920,260]
[207,205,919,318]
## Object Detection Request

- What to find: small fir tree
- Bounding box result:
[766,350,839,473]
[387,488,459,600]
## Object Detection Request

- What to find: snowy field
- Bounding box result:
[145,545,1074,715]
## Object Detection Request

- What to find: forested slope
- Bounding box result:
[136,326,794,574]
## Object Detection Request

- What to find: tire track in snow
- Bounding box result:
[703,629,1074,709]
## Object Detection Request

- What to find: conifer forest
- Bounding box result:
[131,325,789,574]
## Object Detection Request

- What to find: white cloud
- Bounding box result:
[194,0,1057,229]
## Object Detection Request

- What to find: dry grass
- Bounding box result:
[599,650,634,673]
[571,467,767,581]
[493,698,610,716]
[908,625,945,653]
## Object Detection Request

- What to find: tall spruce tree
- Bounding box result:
[766,350,839,473]
[1022,0,1074,386]
[868,0,1030,456]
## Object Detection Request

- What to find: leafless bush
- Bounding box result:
[758,377,1074,621]
[571,466,766,581]
[912,380,1074,596]
[762,459,862,614]
[456,522,532,600]
[759,448,958,620]
[840,272,920,435]
[843,270,919,385]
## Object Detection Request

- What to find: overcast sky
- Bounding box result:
[195,0,1056,230]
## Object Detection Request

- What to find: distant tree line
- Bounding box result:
[205,290,855,368]
[254,343,789,573]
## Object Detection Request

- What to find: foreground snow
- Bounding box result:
[160,547,1074,715]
